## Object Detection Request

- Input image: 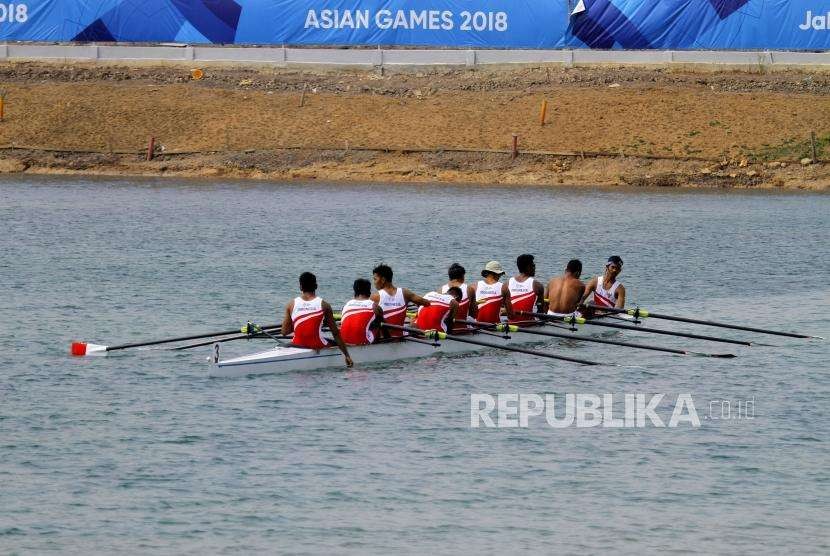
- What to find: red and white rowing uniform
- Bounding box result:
[508,276,538,324]
[475,280,504,324]
[290,296,329,350]
[379,287,407,337]
[415,292,454,332]
[593,276,622,308]
[441,283,469,330]
[340,299,377,345]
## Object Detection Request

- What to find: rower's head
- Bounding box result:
[517,254,535,277]
[565,259,582,278]
[605,256,623,278]
[372,264,393,289]
[445,286,463,302]
[481,261,506,282]
[448,262,465,282]
[299,271,317,294]
[353,278,372,299]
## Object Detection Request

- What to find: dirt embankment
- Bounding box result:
[0,62,828,190]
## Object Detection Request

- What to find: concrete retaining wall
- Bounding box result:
[0,43,827,68]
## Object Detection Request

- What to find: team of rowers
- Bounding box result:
[281,255,626,367]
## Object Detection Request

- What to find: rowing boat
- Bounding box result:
[210,313,647,378]
[211,324,555,378]
[71,301,819,374]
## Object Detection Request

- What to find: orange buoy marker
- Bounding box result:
[190,68,204,80]
[540,99,548,126]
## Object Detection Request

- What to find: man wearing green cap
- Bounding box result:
[470,261,514,324]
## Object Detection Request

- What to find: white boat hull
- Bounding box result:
[211,328,549,378]
[210,313,637,378]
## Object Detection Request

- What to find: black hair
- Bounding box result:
[446,286,463,301]
[448,263,465,281]
[372,263,393,282]
[566,259,582,275]
[353,278,371,297]
[517,254,535,274]
[299,272,317,293]
[607,256,624,268]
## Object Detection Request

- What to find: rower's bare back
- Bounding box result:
[547,276,584,314]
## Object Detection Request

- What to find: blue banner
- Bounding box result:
[0,1,828,50]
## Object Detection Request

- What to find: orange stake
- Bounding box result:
[540,99,548,126]
[146,136,155,161]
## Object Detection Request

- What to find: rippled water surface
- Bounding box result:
[1,177,828,554]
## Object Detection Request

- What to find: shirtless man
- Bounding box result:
[545,259,585,317]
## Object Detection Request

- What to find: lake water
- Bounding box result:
[1,177,828,554]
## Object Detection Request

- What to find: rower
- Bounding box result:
[281,272,353,367]
[470,261,513,324]
[370,263,430,338]
[546,259,585,317]
[507,254,545,324]
[415,287,461,333]
[580,256,626,315]
[440,262,476,330]
[340,278,385,346]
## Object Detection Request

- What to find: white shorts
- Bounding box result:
[547,310,582,318]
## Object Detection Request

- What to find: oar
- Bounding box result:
[70,323,282,356]
[245,322,294,345]
[173,322,296,351]
[172,330,288,351]
[382,323,599,366]
[586,304,823,339]
[520,311,753,346]
[459,319,736,358]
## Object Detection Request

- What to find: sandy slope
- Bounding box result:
[0,62,827,189]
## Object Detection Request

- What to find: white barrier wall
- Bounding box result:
[0,44,827,68]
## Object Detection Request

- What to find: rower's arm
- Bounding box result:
[404,289,431,307]
[372,304,389,340]
[615,284,626,309]
[501,282,515,318]
[467,284,478,318]
[323,301,353,368]
[281,302,294,334]
[444,300,458,331]
[580,277,598,305]
[543,280,551,313]
[534,279,546,313]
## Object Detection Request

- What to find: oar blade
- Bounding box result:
[70,342,108,356]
